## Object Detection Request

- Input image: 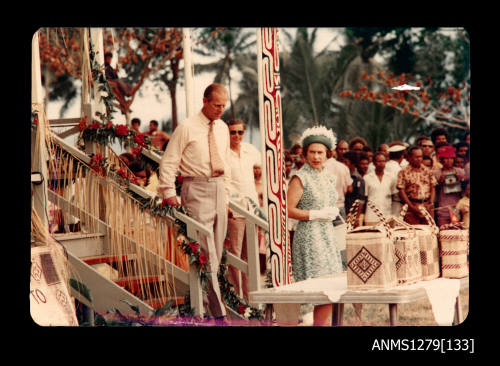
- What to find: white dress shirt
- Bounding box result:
[158,111,231,199]
[363,170,397,223]
[385,159,402,178]
[324,158,353,208]
[228,142,261,217]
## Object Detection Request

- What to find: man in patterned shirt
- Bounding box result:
[397,146,438,225]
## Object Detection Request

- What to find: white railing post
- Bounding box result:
[31,29,50,230]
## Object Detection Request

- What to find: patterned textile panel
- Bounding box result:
[346,228,398,290]
[439,229,469,279]
[393,229,422,285]
[413,225,440,281]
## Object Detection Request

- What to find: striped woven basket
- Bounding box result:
[400,204,441,281]
[345,200,398,290]
[388,215,422,285]
[439,223,469,279]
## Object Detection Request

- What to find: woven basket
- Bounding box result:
[400,204,441,281]
[439,223,469,279]
[389,216,422,285]
[345,200,398,290]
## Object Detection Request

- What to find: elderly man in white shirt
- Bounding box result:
[226,119,261,300]
[158,83,231,321]
[363,152,397,225]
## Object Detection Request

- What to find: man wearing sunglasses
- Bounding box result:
[226,119,261,301]
[419,137,442,170]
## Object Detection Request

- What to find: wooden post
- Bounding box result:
[182,28,195,119]
[245,221,261,304]
[256,28,290,287]
[90,28,107,119]
[389,303,398,326]
[31,29,49,229]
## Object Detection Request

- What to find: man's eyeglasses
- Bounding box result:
[230,130,244,135]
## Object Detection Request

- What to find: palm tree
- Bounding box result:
[279,28,342,147]
[194,27,256,120]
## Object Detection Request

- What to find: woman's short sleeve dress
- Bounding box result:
[291,163,343,282]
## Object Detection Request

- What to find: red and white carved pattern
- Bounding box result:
[260,28,291,287]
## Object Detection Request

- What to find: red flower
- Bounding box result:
[33,117,38,124]
[105,121,114,129]
[134,133,146,146]
[89,122,101,130]
[189,242,199,253]
[161,198,169,206]
[198,254,208,266]
[224,239,231,248]
[116,124,129,136]
[90,154,103,166]
[176,174,184,184]
[117,168,127,179]
[132,146,142,156]
[78,116,88,131]
[237,305,247,315]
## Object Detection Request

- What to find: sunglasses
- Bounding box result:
[230,130,244,135]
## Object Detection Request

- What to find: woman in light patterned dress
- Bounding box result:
[287,126,343,326]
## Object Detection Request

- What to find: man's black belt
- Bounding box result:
[409,198,429,203]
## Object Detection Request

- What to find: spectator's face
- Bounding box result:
[374,154,386,172]
[149,123,158,132]
[454,156,465,168]
[351,142,364,153]
[229,124,245,145]
[409,149,423,168]
[202,91,228,121]
[253,165,262,180]
[378,144,389,159]
[132,123,140,131]
[422,158,432,168]
[421,140,434,157]
[440,157,454,170]
[435,134,447,145]
[336,141,348,157]
[457,146,469,158]
[285,160,293,175]
[357,159,369,176]
[134,170,147,187]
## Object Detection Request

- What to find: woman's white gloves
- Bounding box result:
[309,207,340,221]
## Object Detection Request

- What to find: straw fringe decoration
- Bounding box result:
[43,130,188,310]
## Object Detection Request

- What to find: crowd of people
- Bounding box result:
[284,127,470,230]
[117,82,469,326]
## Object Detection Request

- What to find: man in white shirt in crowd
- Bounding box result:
[324,146,353,269]
[158,83,231,323]
[226,119,261,300]
[363,152,397,225]
[385,144,406,217]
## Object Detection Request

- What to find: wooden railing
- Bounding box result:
[49,134,269,315]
